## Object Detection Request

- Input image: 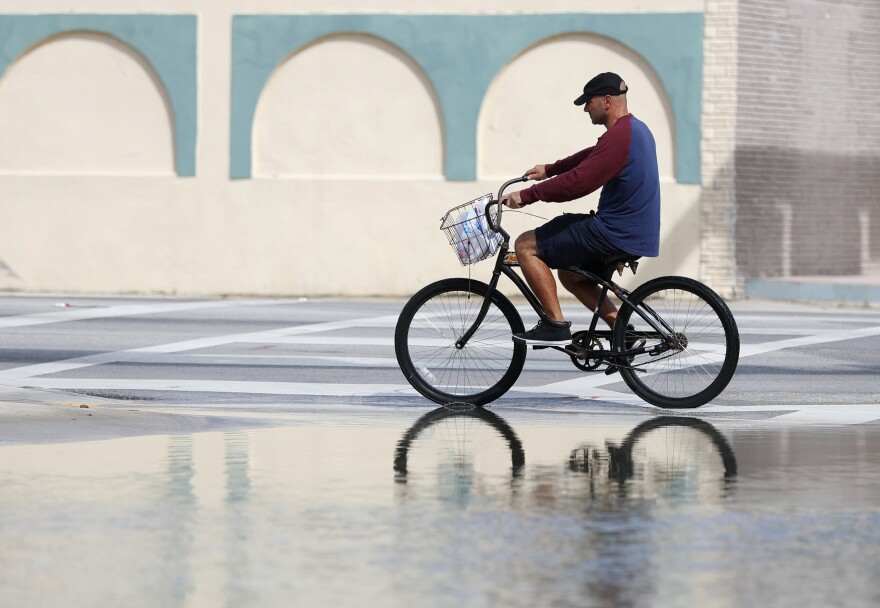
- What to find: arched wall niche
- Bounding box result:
[0,31,176,174]
[0,14,197,176]
[252,33,444,178]
[479,33,675,181]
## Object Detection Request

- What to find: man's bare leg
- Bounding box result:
[558,269,618,328]
[514,231,564,321]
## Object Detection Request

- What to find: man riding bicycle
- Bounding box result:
[501,72,661,347]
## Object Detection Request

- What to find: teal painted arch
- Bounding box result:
[231,13,703,183]
[0,14,197,177]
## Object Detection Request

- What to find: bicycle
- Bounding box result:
[395,177,740,409]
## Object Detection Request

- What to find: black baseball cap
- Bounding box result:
[574,72,628,105]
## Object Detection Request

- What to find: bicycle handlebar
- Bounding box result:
[485,175,529,236]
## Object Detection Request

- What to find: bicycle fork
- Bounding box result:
[454,244,516,349]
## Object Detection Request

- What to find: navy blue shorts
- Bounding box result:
[535,213,625,278]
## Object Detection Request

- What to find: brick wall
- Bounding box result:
[701,0,741,297]
[734,0,880,279]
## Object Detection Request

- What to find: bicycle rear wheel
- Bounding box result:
[395,278,526,405]
[613,276,739,409]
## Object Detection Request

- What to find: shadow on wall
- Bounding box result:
[0,31,176,174]
[734,147,880,278]
[0,257,16,279]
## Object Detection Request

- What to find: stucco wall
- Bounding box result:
[0,1,705,297]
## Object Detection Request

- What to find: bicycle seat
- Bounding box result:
[564,253,640,280]
[602,253,640,267]
[603,253,641,275]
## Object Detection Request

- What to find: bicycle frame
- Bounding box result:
[454,177,677,365]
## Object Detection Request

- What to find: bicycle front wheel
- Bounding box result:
[613,276,739,409]
[395,278,526,405]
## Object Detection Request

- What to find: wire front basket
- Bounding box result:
[440,194,502,266]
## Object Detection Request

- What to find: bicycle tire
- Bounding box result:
[395,278,526,405]
[613,276,739,409]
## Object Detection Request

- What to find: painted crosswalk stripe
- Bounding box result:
[0,314,401,380]
[0,299,279,329]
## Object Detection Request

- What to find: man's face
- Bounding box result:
[584,95,606,125]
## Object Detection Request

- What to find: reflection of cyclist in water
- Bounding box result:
[500,72,661,348]
[395,408,736,504]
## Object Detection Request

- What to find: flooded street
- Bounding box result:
[1,405,879,607]
[2,296,880,606]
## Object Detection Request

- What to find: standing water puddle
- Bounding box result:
[1,406,878,607]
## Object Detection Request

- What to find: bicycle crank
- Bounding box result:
[567,331,605,371]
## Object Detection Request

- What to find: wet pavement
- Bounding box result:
[1,295,880,606]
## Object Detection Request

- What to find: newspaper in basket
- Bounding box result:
[441,194,502,265]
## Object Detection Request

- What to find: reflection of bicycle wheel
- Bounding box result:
[394,405,525,491]
[568,417,736,502]
[611,417,736,500]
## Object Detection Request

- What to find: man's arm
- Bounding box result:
[544,147,594,177]
[519,123,631,204]
[505,148,596,207]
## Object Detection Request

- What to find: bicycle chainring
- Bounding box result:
[568,331,606,371]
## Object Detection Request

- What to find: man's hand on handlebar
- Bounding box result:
[525,165,548,181]
[502,191,528,209]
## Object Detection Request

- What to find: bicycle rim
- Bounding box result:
[616,277,739,408]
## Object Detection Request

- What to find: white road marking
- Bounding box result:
[664,402,880,425]
[739,324,880,356]
[0,314,401,380]
[45,352,570,372]
[0,299,277,330]
[9,378,415,397]
[770,405,880,424]
[116,354,405,368]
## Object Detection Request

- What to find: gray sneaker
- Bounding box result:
[513,319,572,346]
